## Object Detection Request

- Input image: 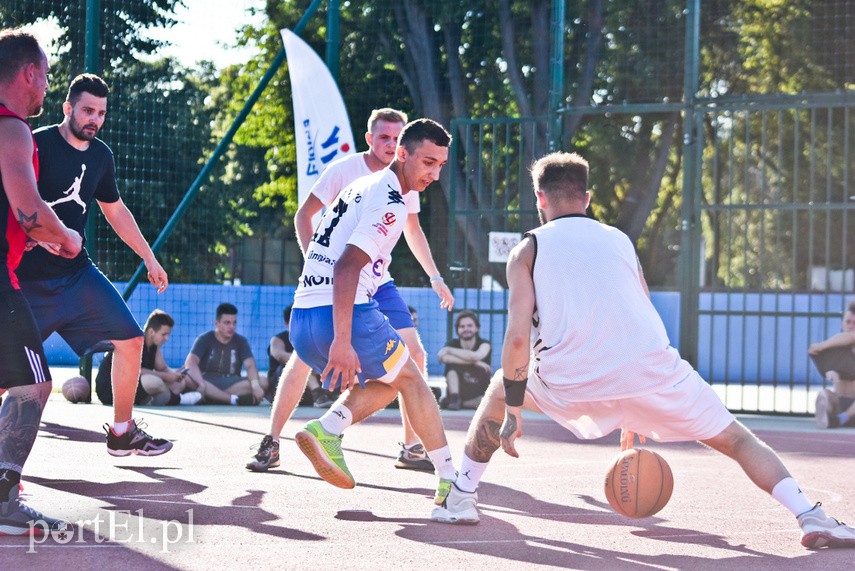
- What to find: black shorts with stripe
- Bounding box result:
[0,290,51,389]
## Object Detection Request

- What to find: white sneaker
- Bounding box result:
[798,503,855,548]
[431,483,480,525]
[179,391,203,406]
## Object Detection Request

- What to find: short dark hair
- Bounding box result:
[144,309,174,333]
[367,108,407,133]
[67,73,109,104]
[398,118,451,153]
[455,310,480,330]
[216,303,238,320]
[847,300,855,315]
[0,29,43,85]
[283,305,292,323]
[531,152,589,200]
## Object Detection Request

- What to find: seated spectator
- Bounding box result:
[183,303,268,405]
[810,299,855,428]
[268,306,333,408]
[95,310,202,406]
[437,310,492,410]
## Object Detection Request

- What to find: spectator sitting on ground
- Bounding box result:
[437,310,492,410]
[183,302,267,405]
[268,305,333,408]
[810,299,855,428]
[95,309,202,406]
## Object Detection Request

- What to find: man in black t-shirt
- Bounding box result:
[437,310,492,410]
[184,302,268,405]
[16,73,171,457]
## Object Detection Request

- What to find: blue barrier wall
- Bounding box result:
[43,283,845,387]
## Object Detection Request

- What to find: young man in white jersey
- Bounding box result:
[288,119,458,508]
[432,151,855,550]
[246,109,454,474]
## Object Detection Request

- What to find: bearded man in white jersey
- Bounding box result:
[246,108,453,474]
[289,119,458,509]
[432,151,855,550]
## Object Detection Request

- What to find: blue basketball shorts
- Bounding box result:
[19,264,143,355]
[374,280,414,329]
[290,301,410,387]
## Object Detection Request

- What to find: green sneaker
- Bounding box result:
[295,420,355,489]
[434,478,454,506]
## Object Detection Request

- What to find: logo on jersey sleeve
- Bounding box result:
[387,186,404,205]
[382,212,396,225]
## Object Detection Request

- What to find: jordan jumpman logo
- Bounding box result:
[46,164,88,213]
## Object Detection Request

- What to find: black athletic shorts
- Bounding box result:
[0,290,51,389]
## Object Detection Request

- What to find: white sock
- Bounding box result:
[771,477,814,516]
[455,453,488,493]
[112,421,130,436]
[426,445,455,480]
[179,392,202,405]
[319,404,353,435]
[230,395,238,405]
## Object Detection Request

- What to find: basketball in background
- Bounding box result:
[62,376,91,404]
[604,448,673,518]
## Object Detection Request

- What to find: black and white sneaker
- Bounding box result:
[104,419,173,457]
[394,442,435,472]
[0,486,70,537]
[246,435,281,472]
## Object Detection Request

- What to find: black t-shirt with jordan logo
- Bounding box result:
[16,125,121,281]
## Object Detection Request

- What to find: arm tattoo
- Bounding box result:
[512,366,527,381]
[469,418,501,462]
[500,414,518,440]
[16,208,42,234]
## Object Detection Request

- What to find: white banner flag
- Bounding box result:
[281,28,355,204]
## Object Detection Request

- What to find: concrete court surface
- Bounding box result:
[1,388,855,570]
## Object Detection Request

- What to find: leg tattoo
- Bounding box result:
[0,383,50,473]
[469,418,502,463]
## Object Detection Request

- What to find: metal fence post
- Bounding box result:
[547,0,565,152]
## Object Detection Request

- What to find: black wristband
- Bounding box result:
[503,376,527,407]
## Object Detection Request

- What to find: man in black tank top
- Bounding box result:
[0,29,82,537]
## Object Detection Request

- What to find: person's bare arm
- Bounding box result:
[440,343,492,363]
[499,236,536,458]
[99,198,167,293]
[0,119,81,256]
[294,193,325,255]
[403,212,454,311]
[809,331,855,356]
[268,335,292,364]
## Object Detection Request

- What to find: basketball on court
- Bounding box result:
[62,375,91,403]
[604,448,673,518]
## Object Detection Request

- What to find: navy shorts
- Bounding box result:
[374,281,414,329]
[290,301,410,388]
[0,290,51,389]
[20,264,143,355]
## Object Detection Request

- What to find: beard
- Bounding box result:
[69,112,99,141]
[537,207,546,225]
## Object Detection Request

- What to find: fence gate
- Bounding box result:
[690,95,855,414]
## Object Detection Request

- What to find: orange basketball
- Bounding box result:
[62,376,91,404]
[604,448,673,518]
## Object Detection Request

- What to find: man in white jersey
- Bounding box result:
[246,109,453,474]
[289,119,458,509]
[432,151,855,550]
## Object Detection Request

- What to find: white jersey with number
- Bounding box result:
[527,215,693,401]
[310,152,420,286]
[294,168,409,309]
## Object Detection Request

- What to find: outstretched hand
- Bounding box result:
[432,279,455,312]
[500,406,523,457]
[322,337,362,392]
